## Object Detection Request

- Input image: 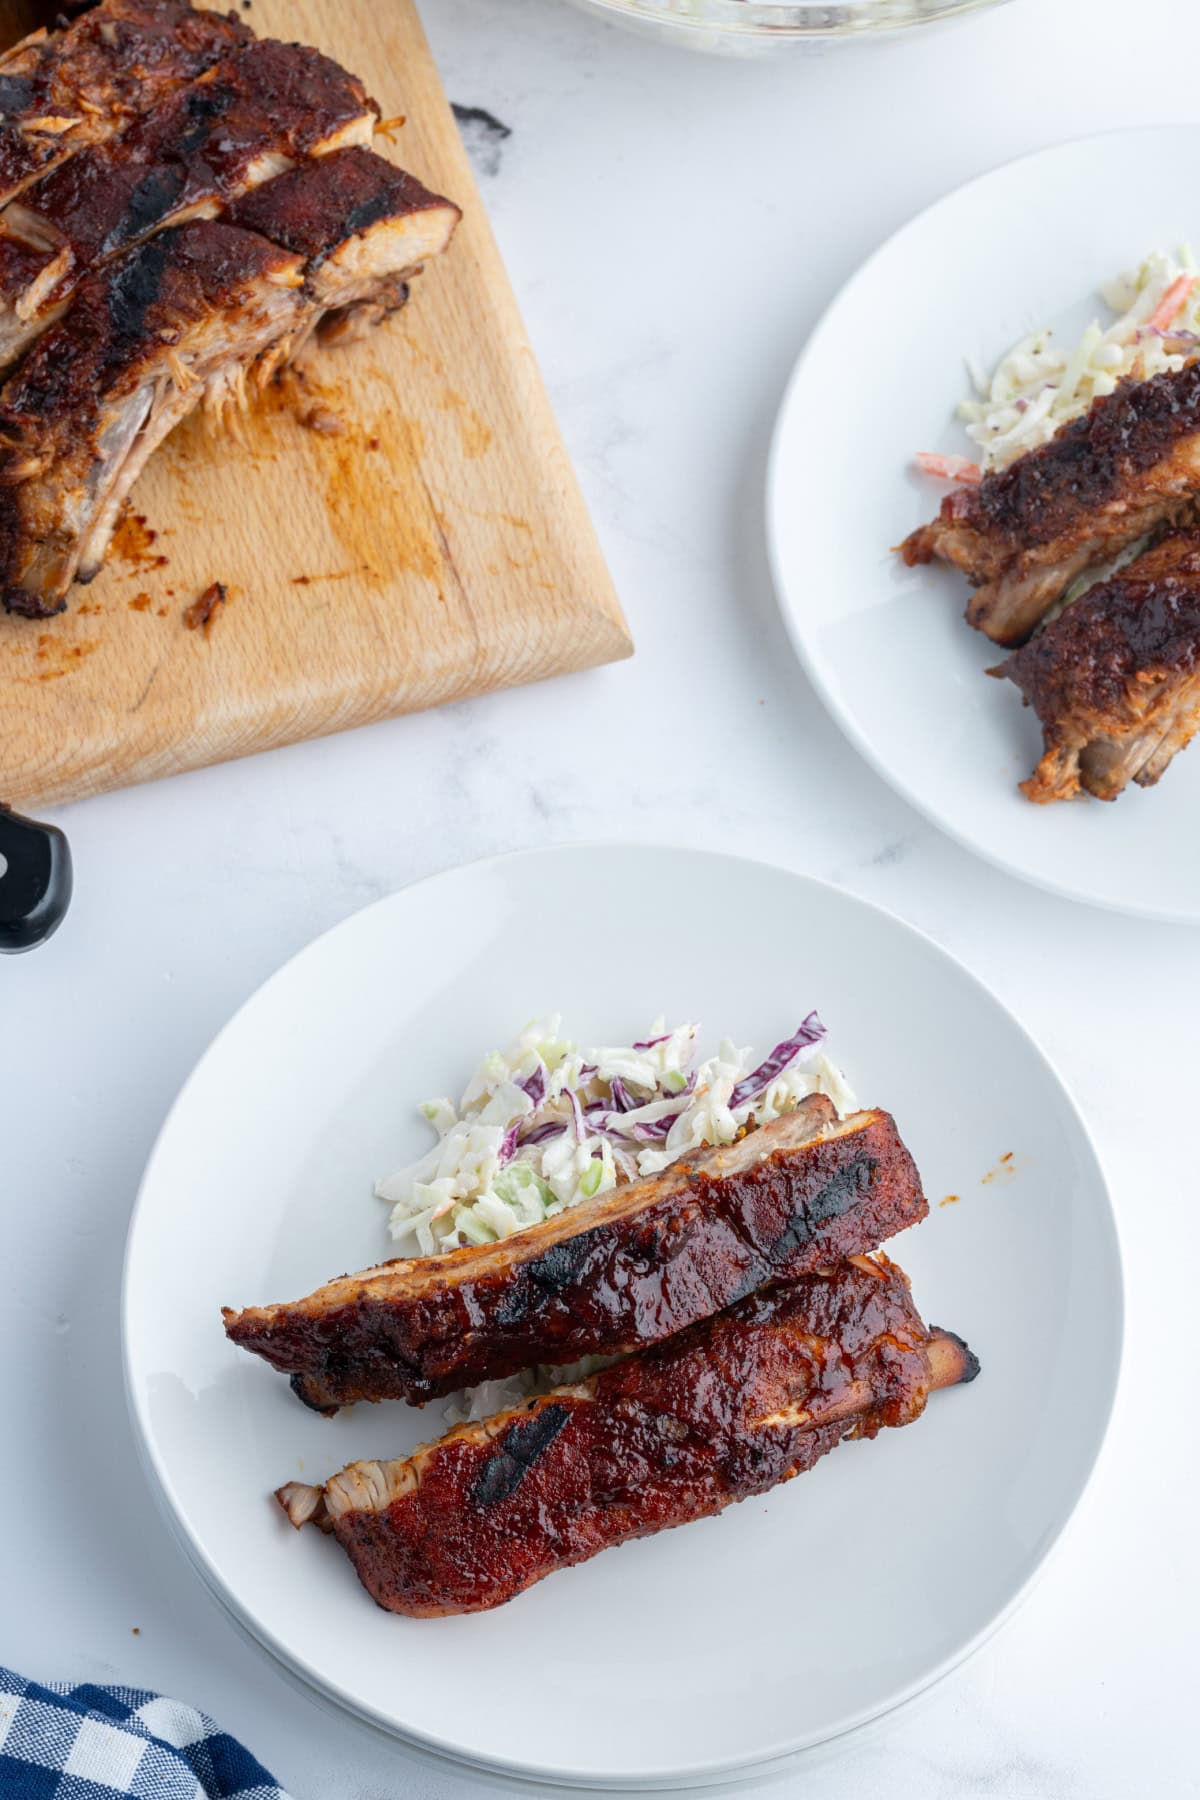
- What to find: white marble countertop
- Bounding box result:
[4,0,1194,1794]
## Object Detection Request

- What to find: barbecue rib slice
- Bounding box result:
[0,150,460,617]
[995,528,1200,802]
[0,39,378,373]
[0,0,253,209]
[224,1099,930,1412]
[900,362,1200,645]
[276,1256,978,1616]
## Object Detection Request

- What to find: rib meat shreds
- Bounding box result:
[0,40,378,372]
[0,152,459,617]
[275,1257,980,1616]
[0,0,253,208]
[901,363,1200,645]
[223,1099,930,1412]
[997,528,1200,802]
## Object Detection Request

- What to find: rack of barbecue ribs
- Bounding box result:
[0,0,460,618]
[275,1256,979,1616]
[994,528,1200,802]
[223,1099,930,1410]
[900,362,1200,647]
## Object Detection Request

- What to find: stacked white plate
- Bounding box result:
[124,845,1121,1787]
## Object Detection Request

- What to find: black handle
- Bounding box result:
[0,806,72,953]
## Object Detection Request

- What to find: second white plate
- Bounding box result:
[123,846,1122,1786]
[769,126,1200,920]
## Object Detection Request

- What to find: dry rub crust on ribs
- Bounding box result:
[0,0,253,208]
[0,150,460,617]
[995,528,1200,802]
[226,144,459,276]
[275,1256,979,1617]
[223,1099,931,1412]
[0,38,378,372]
[900,362,1200,646]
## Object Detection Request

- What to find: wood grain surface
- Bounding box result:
[0,0,631,808]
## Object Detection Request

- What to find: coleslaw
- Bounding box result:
[377,1013,856,1258]
[920,248,1200,480]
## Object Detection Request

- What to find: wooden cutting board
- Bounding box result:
[0,0,631,809]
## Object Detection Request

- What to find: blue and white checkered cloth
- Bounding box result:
[0,1669,294,1800]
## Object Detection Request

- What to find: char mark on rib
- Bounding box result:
[995,527,1200,801]
[470,1405,571,1509]
[224,1099,930,1411]
[900,362,1200,645]
[276,1258,978,1616]
[105,228,173,347]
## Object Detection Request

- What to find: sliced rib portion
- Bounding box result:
[227,144,457,288]
[0,39,378,372]
[0,0,253,209]
[224,1099,930,1412]
[901,363,1200,645]
[996,528,1200,802]
[0,221,305,616]
[276,1257,979,1616]
[230,148,459,373]
[0,151,459,617]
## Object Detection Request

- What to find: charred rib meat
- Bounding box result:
[0,151,459,616]
[276,1256,978,1616]
[0,0,252,208]
[224,1099,930,1411]
[0,39,377,372]
[901,363,1200,645]
[996,528,1200,802]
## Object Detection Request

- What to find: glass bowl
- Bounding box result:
[566,0,1012,55]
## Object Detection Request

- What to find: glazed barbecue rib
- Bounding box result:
[0,150,460,616]
[276,1256,979,1616]
[900,362,1200,645]
[995,527,1200,802]
[224,1098,930,1411]
[224,145,454,345]
[0,39,378,372]
[0,0,252,209]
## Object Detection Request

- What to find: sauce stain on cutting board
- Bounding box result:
[392,329,492,458]
[245,363,443,588]
[29,634,99,682]
[324,412,441,584]
[110,512,169,574]
[437,386,492,458]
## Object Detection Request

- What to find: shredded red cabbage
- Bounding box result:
[623,1116,677,1142]
[520,1120,566,1146]
[566,1087,587,1141]
[727,1014,825,1111]
[519,1063,547,1108]
[499,1124,521,1165]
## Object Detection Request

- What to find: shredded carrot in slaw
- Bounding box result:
[914,451,982,486]
[1147,273,1198,333]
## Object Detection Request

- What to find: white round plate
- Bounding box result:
[768,126,1200,921]
[123,846,1121,1787]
